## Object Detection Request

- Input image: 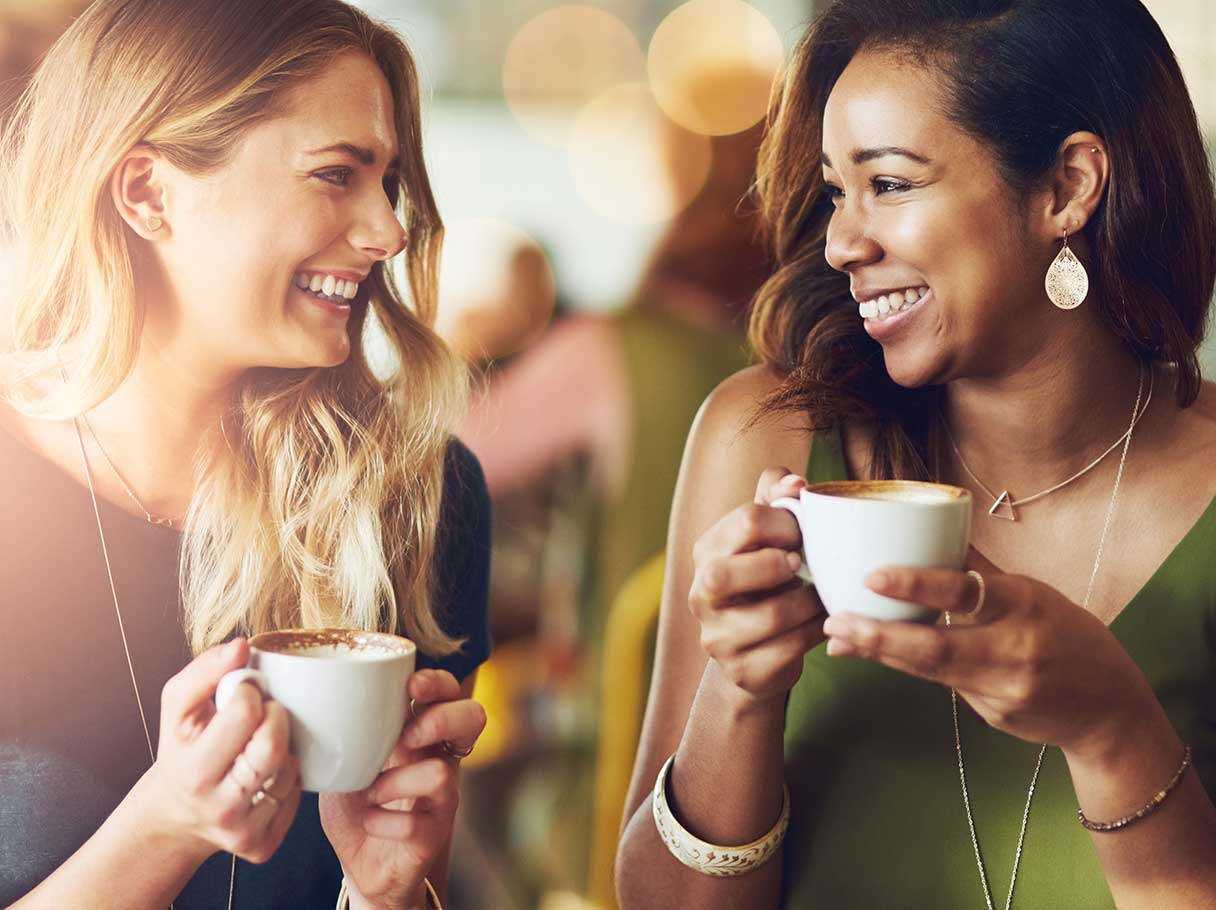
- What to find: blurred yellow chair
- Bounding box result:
[586,552,667,909]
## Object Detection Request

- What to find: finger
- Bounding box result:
[408,669,462,706]
[711,502,804,556]
[823,613,974,685]
[705,587,823,656]
[694,548,805,607]
[403,699,487,753]
[195,680,267,783]
[863,567,986,615]
[238,701,292,784]
[753,466,799,505]
[366,757,458,813]
[362,806,444,841]
[161,639,249,721]
[248,782,302,863]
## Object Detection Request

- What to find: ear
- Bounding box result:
[1035,131,1109,242]
[110,144,169,240]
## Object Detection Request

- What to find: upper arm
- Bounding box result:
[620,365,813,828]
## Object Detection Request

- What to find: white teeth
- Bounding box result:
[321,275,336,296]
[294,272,362,300]
[344,281,359,299]
[858,286,929,320]
[309,274,323,292]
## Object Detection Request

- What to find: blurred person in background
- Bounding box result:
[456,115,770,903]
[0,1,490,908]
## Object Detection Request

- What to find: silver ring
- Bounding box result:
[443,740,475,761]
[966,570,987,617]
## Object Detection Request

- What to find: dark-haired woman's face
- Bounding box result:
[821,49,1045,387]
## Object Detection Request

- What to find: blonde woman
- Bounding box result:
[0,2,489,909]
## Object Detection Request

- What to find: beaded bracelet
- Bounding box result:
[335,877,443,909]
[651,754,790,876]
[1078,745,1192,832]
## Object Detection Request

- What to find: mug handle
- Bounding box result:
[769,497,813,585]
[215,668,270,711]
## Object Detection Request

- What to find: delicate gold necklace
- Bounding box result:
[941,366,1152,520]
[79,411,184,528]
[70,414,236,910]
[943,365,1144,910]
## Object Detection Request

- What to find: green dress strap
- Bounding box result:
[805,422,849,485]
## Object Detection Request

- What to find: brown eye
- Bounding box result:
[316,167,352,186]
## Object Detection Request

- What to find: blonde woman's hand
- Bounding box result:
[320,669,487,909]
[688,467,828,704]
[141,638,302,863]
[822,549,1161,760]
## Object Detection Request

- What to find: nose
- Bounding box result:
[824,197,882,274]
[352,190,407,262]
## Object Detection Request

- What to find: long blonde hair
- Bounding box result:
[1,0,467,657]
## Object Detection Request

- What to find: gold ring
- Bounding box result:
[261,773,279,793]
[409,698,419,721]
[443,740,475,760]
[250,788,280,810]
[966,570,987,617]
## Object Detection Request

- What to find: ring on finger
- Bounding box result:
[966,570,987,618]
[442,740,475,761]
[250,788,281,811]
[409,698,419,722]
[235,753,264,788]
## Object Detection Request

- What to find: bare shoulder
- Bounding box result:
[686,364,814,485]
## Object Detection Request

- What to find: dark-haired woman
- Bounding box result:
[616,1,1216,907]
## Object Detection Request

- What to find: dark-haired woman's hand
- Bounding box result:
[320,669,486,909]
[686,467,828,703]
[820,549,1161,759]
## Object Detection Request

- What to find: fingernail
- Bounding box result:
[826,638,855,657]
[866,570,890,590]
[786,551,803,572]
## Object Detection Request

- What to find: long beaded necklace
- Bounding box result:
[70,414,237,910]
[943,365,1146,910]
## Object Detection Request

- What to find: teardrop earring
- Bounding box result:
[1045,230,1088,310]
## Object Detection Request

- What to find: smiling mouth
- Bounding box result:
[294,271,359,307]
[857,285,929,321]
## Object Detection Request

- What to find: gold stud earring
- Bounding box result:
[145,216,163,232]
[1045,230,1088,310]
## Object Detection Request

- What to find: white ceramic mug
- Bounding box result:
[215,628,415,793]
[771,480,972,623]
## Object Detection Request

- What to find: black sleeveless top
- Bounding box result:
[0,427,492,908]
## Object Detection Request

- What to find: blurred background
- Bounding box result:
[1,1,1213,908]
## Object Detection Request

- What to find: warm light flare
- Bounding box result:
[648,0,783,136]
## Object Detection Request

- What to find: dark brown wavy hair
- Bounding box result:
[749,0,1216,479]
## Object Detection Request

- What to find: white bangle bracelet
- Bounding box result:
[651,754,790,876]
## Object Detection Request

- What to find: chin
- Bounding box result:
[881,346,950,390]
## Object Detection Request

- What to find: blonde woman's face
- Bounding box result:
[146,52,406,374]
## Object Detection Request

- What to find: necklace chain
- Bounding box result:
[79,412,183,528]
[941,367,1152,520]
[70,413,236,909]
[944,364,1145,910]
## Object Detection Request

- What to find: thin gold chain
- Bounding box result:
[78,411,182,527]
[70,412,237,909]
[944,364,1145,909]
[941,366,1151,519]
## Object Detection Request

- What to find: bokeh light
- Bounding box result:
[436,217,557,362]
[567,82,711,225]
[503,5,646,147]
[648,0,784,136]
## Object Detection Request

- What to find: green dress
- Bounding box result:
[781,426,1216,908]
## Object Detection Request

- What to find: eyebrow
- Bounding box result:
[821,146,931,168]
[304,142,399,170]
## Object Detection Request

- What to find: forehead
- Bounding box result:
[275,51,400,159]
[821,48,976,164]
